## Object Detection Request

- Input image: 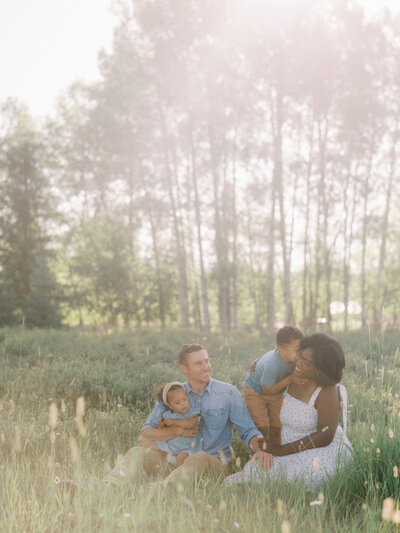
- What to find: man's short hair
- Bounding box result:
[178,343,205,366]
[276,326,303,347]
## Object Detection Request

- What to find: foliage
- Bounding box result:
[1,327,400,531]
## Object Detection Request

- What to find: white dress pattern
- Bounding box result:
[224,385,353,490]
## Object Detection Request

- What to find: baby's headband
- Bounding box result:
[162,381,184,405]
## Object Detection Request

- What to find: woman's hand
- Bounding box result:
[257,437,281,456]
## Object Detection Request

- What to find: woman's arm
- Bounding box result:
[264,386,341,456]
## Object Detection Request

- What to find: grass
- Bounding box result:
[0,325,400,532]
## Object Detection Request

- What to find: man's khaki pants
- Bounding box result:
[104,447,227,487]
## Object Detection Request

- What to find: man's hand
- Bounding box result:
[290,375,308,386]
[249,355,262,374]
[181,415,201,429]
[177,427,199,438]
[251,450,274,471]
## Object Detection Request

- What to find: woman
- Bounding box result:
[224,333,353,490]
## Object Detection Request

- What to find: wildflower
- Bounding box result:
[376,448,381,455]
[310,500,323,506]
[69,437,78,462]
[371,424,375,432]
[382,498,395,521]
[182,497,194,509]
[123,513,130,518]
[276,499,284,516]
[234,522,240,529]
[393,511,400,525]
[394,466,398,478]
[76,397,85,417]
[54,476,61,485]
[389,429,394,438]
[370,438,374,444]
[312,457,320,471]
[49,403,58,430]
[119,469,126,477]
[281,520,292,533]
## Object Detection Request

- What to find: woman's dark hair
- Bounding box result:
[155,383,184,407]
[301,333,345,385]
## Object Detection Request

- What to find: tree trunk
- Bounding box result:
[189,130,211,330]
[302,119,314,327]
[157,97,189,327]
[377,134,398,317]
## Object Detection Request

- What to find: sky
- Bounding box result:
[1,0,399,119]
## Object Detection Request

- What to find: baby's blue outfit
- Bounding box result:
[156,407,201,455]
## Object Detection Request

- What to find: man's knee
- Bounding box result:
[187,451,223,472]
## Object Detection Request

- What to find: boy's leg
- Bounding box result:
[265,393,284,445]
[176,452,188,467]
[104,447,172,487]
[243,385,270,439]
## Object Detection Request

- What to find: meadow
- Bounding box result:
[1,326,400,532]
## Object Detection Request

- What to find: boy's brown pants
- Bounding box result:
[243,385,283,443]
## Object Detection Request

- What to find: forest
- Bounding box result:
[1,0,399,332]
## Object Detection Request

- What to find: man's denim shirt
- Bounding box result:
[141,378,261,461]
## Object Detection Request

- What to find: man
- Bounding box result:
[104,344,273,488]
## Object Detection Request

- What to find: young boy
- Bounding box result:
[243,326,304,445]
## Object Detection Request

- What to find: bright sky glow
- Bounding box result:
[0,0,398,118]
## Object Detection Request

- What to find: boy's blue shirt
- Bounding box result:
[141,378,261,462]
[244,348,294,394]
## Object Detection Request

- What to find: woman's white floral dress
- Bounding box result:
[224,385,353,490]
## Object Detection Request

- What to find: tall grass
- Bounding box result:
[0,326,399,532]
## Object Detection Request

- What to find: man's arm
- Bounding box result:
[139,425,197,443]
[139,401,199,444]
[162,414,200,430]
[228,386,263,446]
[228,386,274,471]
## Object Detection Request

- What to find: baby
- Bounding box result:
[144,382,201,466]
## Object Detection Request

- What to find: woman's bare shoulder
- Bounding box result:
[315,384,340,406]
